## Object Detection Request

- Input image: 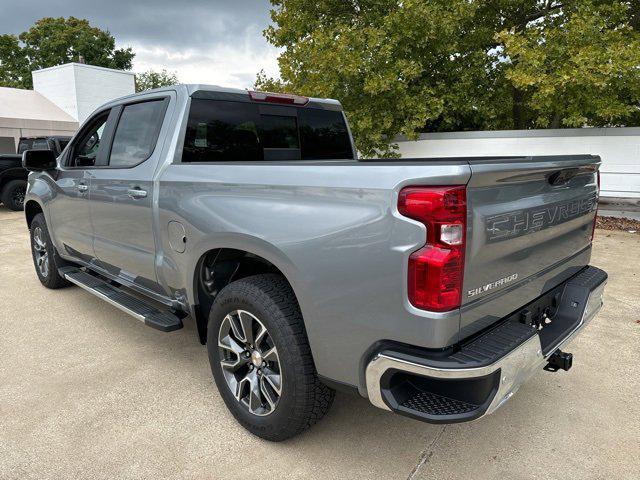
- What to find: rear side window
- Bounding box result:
[31,139,50,150]
[183,101,261,162]
[182,99,353,162]
[18,139,49,153]
[17,139,33,153]
[109,99,167,168]
[299,108,352,160]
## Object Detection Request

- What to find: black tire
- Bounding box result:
[29,213,71,289]
[207,274,335,441]
[1,179,27,211]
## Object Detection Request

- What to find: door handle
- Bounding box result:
[127,188,147,199]
[77,184,88,192]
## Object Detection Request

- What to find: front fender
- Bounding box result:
[23,172,55,229]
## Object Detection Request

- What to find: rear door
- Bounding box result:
[89,95,170,293]
[460,155,600,338]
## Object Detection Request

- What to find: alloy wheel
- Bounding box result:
[32,227,49,278]
[12,186,26,210]
[218,309,282,416]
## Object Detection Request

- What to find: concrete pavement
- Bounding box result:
[1,207,638,479]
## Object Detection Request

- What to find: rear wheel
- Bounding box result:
[207,274,334,441]
[30,213,71,289]
[1,179,27,211]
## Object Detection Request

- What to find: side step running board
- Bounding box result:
[60,267,184,332]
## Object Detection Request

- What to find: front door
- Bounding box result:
[48,109,113,262]
[89,97,170,293]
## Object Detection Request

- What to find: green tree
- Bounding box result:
[135,69,179,92]
[499,1,640,128]
[0,34,29,88]
[0,17,134,89]
[258,0,640,156]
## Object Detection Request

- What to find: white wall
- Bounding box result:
[72,64,135,122]
[31,64,78,119]
[396,128,640,199]
[32,63,135,123]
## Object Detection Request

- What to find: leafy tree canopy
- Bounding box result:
[135,69,179,92]
[0,17,134,89]
[257,0,640,156]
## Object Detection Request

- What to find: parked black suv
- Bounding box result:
[0,136,70,210]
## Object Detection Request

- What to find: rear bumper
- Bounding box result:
[365,265,607,423]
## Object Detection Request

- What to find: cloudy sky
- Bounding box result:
[1,0,281,88]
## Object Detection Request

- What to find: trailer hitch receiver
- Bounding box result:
[544,349,573,372]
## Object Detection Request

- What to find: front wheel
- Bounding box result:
[1,179,27,211]
[30,213,71,289]
[207,274,335,441]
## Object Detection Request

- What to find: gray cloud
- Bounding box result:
[0,0,280,88]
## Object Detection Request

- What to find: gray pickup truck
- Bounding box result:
[22,85,607,441]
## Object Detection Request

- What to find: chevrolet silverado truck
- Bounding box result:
[0,136,70,210]
[22,85,607,441]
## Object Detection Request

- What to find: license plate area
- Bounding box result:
[475,266,607,357]
[532,267,606,355]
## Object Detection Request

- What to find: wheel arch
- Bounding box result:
[0,168,28,193]
[24,199,44,228]
[190,243,304,345]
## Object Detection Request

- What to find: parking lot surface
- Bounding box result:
[1,207,638,479]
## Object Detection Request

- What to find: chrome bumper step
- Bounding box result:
[366,265,607,424]
[60,267,184,332]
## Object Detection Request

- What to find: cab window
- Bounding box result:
[182,98,354,162]
[67,111,110,167]
[108,99,167,168]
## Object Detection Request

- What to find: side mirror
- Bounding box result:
[22,149,57,172]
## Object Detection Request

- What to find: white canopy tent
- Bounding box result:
[0,86,78,153]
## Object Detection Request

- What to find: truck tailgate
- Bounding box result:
[460,155,599,338]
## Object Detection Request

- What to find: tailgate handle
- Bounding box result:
[127,188,147,199]
[548,168,579,186]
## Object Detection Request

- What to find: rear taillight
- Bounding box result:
[398,186,467,312]
[591,169,600,242]
[248,90,309,105]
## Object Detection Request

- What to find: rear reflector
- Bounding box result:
[440,223,463,245]
[248,90,309,106]
[398,186,467,312]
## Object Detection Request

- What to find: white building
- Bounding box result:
[397,128,640,202]
[0,63,135,153]
[32,63,135,124]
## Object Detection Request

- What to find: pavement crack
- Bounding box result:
[406,425,446,480]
